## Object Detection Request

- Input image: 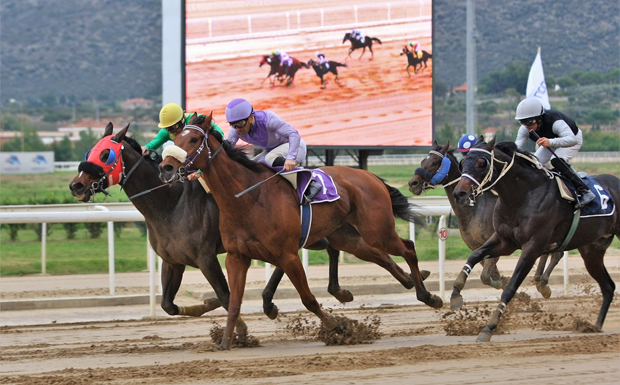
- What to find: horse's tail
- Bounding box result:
[381,179,427,228]
[372,37,382,44]
[334,62,347,68]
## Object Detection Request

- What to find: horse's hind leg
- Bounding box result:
[358,47,366,60]
[480,257,507,289]
[325,245,354,302]
[162,261,222,317]
[535,252,563,298]
[578,238,615,330]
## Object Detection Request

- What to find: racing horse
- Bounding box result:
[159,114,443,350]
[342,32,382,60]
[307,59,347,88]
[259,54,309,87]
[408,141,563,297]
[452,137,619,342]
[400,47,432,76]
[68,122,355,330]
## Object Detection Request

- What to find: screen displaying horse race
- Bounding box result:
[183,0,433,149]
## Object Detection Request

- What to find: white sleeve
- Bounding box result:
[515,126,530,150]
[549,120,578,148]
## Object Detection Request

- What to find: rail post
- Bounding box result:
[94,205,115,295]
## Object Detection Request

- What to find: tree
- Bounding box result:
[73,128,100,160]
[51,135,74,161]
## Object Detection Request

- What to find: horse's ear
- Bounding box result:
[443,142,450,153]
[112,123,130,143]
[488,136,497,150]
[474,135,485,148]
[432,139,438,147]
[104,122,114,137]
[204,111,213,129]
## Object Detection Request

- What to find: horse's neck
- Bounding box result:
[492,158,549,208]
[200,139,269,211]
[443,152,492,228]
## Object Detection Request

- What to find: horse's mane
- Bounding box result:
[191,115,264,172]
[495,141,537,163]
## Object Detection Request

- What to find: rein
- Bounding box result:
[464,147,553,198]
[182,124,224,173]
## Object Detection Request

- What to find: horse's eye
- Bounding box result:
[100,149,110,163]
[190,137,198,144]
[476,158,487,170]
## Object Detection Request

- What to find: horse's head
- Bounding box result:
[69,122,131,202]
[400,47,407,56]
[159,113,214,184]
[259,55,269,67]
[408,140,451,195]
[342,32,351,43]
[453,136,495,206]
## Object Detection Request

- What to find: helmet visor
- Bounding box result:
[519,118,538,127]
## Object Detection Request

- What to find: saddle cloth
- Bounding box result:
[269,167,340,204]
[555,174,615,217]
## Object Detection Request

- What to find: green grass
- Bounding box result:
[1,163,619,276]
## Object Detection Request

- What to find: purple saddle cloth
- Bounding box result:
[269,166,340,204]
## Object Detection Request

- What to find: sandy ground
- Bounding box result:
[2,255,620,384]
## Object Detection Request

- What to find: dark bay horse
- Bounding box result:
[159,114,442,350]
[342,33,382,60]
[67,123,351,331]
[408,141,563,297]
[307,59,347,88]
[259,54,309,87]
[452,138,619,342]
[400,47,432,76]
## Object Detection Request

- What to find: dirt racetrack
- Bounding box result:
[2,285,619,385]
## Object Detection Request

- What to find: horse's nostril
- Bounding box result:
[163,164,173,172]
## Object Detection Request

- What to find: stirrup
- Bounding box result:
[303,180,322,204]
[575,190,595,209]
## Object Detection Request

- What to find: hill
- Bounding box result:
[0,0,618,104]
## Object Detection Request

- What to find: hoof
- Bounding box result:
[450,294,463,310]
[476,329,492,342]
[489,279,504,290]
[536,282,552,299]
[323,315,338,330]
[428,294,443,309]
[265,304,279,320]
[333,289,354,303]
[420,270,431,281]
[203,298,221,312]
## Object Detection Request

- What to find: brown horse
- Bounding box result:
[400,47,432,76]
[408,141,563,297]
[259,54,309,87]
[453,137,619,342]
[68,122,361,324]
[159,114,442,350]
[343,33,382,60]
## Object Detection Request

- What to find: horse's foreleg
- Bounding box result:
[358,47,366,60]
[477,245,539,342]
[368,46,374,61]
[534,253,551,298]
[160,261,187,316]
[451,234,515,310]
[480,257,506,289]
[219,254,251,350]
[539,252,564,293]
[262,267,284,319]
[280,253,338,331]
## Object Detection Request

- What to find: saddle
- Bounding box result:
[554,173,615,217]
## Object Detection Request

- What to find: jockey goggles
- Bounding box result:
[519,118,538,127]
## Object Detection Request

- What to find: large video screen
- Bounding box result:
[184,0,433,149]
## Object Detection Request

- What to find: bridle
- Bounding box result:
[414,150,460,192]
[462,147,552,198]
[173,124,224,178]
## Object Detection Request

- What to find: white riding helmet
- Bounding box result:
[515,97,545,120]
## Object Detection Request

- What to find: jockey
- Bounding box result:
[274,50,293,76]
[141,103,224,156]
[515,97,595,208]
[316,51,329,70]
[225,98,322,200]
[409,41,421,58]
[458,134,477,155]
[351,29,364,44]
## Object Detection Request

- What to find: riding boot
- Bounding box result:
[304,180,323,205]
[272,156,286,167]
[550,158,595,208]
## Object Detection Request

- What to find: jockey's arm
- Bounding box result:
[549,121,579,148]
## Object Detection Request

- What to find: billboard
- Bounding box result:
[182,0,433,149]
[0,152,55,174]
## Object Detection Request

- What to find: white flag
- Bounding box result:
[526,47,551,109]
